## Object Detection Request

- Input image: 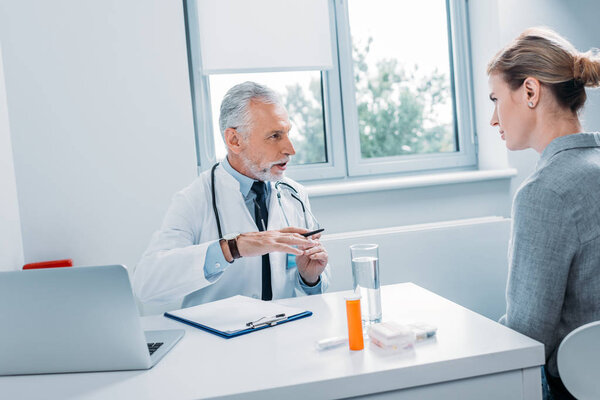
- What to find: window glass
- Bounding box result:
[208,71,327,165]
[347,0,457,159]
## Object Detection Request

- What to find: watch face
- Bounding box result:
[223,232,240,240]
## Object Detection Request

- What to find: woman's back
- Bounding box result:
[507,132,600,377]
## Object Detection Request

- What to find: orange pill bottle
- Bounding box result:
[345,295,364,351]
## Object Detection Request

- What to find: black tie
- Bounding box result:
[252,181,272,301]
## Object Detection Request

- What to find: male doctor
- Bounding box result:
[133,82,330,307]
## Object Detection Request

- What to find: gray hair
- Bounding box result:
[218,81,283,139]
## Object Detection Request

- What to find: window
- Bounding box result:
[349,0,457,158]
[337,0,476,176]
[184,0,475,182]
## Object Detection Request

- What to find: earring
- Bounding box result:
[528,101,534,108]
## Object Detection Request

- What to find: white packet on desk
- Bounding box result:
[367,322,416,351]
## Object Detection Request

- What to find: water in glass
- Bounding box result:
[351,255,382,324]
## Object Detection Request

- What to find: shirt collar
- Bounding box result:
[221,157,271,198]
[537,132,600,170]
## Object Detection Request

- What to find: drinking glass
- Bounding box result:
[350,244,382,324]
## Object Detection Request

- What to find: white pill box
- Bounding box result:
[367,321,416,351]
[408,322,438,341]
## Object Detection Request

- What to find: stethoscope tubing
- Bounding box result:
[211,163,224,238]
[210,163,314,239]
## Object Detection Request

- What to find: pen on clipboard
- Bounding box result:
[246,313,287,329]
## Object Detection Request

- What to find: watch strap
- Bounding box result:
[228,236,241,260]
[218,238,233,263]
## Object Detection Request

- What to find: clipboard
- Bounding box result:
[164,295,312,339]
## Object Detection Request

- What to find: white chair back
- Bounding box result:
[557,320,600,399]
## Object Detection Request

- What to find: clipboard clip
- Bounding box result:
[246,313,286,329]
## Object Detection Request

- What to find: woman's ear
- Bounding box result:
[224,128,244,155]
[523,77,541,108]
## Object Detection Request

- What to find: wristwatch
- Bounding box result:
[219,233,242,262]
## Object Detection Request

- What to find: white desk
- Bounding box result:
[0,283,544,399]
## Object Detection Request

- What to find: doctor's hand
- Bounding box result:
[236,227,315,258]
[296,237,328,286]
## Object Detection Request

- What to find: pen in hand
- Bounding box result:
[302,228,325,237]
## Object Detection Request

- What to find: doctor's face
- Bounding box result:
[239,100,296,181]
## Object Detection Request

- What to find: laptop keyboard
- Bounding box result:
[147,342,164,355]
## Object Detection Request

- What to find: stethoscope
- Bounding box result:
[211,163,319,238]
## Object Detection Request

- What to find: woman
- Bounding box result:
[488,27,600,399]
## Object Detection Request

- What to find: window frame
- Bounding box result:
[335,0,476,177]
[183,0,477,181]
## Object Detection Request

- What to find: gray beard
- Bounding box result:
[241,156,281,182]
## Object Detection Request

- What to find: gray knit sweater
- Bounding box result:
[499,132,600,377]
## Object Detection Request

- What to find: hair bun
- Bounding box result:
[574,51,600,87]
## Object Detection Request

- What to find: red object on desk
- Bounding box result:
[23,259,73,270]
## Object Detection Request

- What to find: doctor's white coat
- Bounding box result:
[133,164,331,307]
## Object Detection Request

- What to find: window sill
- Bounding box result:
[304,168,517,198]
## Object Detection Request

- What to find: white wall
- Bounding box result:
[310,178,512,233]
[0,0,197,271]
[0,41,23,270]
[323,217,511,320]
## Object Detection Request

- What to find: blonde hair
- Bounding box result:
[487,27,600,113]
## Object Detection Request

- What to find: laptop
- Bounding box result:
[0,264,184,375]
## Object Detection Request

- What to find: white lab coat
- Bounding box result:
[133,164,330,307]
